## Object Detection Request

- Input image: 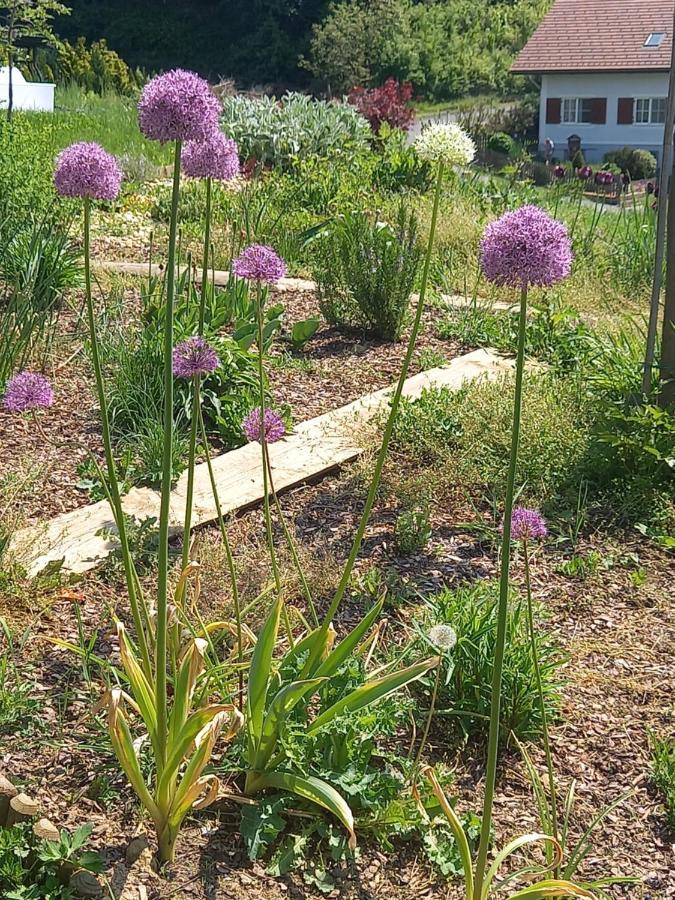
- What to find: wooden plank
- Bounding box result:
[94,260,315,293]
[10,349,514,576]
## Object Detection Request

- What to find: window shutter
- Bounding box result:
[617,97,634,125]
[591,98,607,124]
[546,97,561,124]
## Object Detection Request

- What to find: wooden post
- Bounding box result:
[7,792,39,825]
[661,168,675,406]
[643,1,675,396]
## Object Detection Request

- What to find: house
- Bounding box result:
[0,66,55,113]
[511,0,674,163]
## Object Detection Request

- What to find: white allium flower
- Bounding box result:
[428,623,457,652]
[415,122,475,167]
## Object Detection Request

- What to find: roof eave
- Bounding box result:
[511,65,671,74]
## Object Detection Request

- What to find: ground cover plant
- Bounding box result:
[0,66,672,900]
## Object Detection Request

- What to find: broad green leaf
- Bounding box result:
[249,771,356,848]
[290,317,320,349]
[313,601,383,680]
[247,598,282,755]
[159,704,238,796]
[107,692,160,823]
[254,678,326,770]
[307,657,438,734]
[168,639,207,745]
[116,624,158,753]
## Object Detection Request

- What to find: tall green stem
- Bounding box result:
[155,140,182,769]
[82,198,151,678]
[199,177,212,332]
[472,284,529,900]
[263,440,318,626]
[198,404,244,709]
[412,659,442,778]
[253,283,293,644]
[319,161,445,633]
[523,540,559,872]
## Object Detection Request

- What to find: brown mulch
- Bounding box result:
[2,458,673,899]
[0,286,459,525]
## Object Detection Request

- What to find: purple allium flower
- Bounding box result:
[172,337,220,378]
[232,245,287,285]
[3,372,54,412]
[508,506,548,542]
[553,165,565,179]
[54,142,123,201]
[647,181,655,195]
[479,205,573,288]
[242,407,286,444]
[182,132,240,181]
[138,69,221,143]
[577,165,593,180]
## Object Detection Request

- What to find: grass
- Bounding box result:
[651,735,675,832]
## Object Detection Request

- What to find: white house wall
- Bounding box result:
[539,71,669,162]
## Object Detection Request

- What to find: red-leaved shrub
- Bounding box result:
[347,79,414,133]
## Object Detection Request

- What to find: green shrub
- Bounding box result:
[392,374,591,506]
[314,205,422,340]
[57,37,141,95]
[220,92,370,168]
[651,735,675,832]
[603,146,657,180]
[414,581,563,743]
[487,131,516,156]
[373,126,432,193]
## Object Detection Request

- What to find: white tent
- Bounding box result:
[0,66,55,112]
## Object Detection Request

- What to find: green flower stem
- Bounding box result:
[472,284,529,900]
[262,439,319,626]
[197,403,244,710]
[199,177,212,333]
[254,283,293,645]
[156,139,182,771]
[523,537,560,872]
[412,658,442,778]
[83,197,151,679]
[319,160,445,634]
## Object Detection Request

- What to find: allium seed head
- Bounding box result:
[232,244,287,284]
[54,142,123,201]
[172,337,220,378]
[182,132,240,181]
[428,624,457,652]
[3,371,54,412]
[414,123,475,167]
[242,407,286,444]
[138,69,221,143]
[508,506,548,542]
[479,205,572,288]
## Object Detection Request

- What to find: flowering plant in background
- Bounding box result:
[3,371,54,412]
[480,205,572,289]
[182,132,240,181]
[242,407,286,444]
[54,142,123,201]
[232,244,287,284]
[172,336,220,378]
[414,122,475,168]
[470,207,573,900]
[577,165,593,180]
[138,69,220,143]
[508,506,548,542]
[553,164,565,179]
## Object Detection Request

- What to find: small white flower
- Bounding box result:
[428,623,457,651]
[415,123,475,167]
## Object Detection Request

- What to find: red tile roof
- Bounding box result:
[512,0,674,73]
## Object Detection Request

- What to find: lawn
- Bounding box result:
[0,82,673,900]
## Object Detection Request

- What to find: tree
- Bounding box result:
[0,0,69,119]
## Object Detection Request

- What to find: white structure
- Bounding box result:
[512,0,673,164]
[0,66,55,113]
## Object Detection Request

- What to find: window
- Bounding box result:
[645,32,666,47]
[561,98,594,124]
[634,97,667,124]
